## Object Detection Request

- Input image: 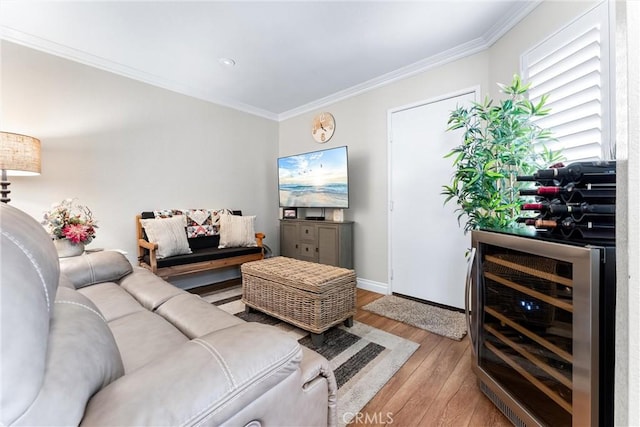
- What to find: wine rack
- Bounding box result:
[517,161,616,243]
[470,230,615,427]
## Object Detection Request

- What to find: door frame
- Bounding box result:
[386,86,480,295]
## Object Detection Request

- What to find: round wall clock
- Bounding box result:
[312,112,335,143]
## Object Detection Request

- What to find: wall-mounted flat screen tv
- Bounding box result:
[278,146,349,208]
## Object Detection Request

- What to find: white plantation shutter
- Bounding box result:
[522,2,612,163]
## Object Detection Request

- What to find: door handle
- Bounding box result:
[465,247,477,357]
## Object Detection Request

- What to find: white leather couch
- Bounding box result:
[0,204,337,426]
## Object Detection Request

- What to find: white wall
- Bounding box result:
[1,41,280,281]
[279,52,490,289]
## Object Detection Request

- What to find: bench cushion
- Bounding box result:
[144,246,263,268]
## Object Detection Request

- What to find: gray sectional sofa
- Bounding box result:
[0,204,337,426]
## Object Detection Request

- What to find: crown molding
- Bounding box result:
[2,1,540,123]
[278,1,541,121]
[0,26,279,121]
[277,36,488,121]
[483,0,542,46]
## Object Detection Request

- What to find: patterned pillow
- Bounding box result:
[140,216,191,259]
[218,214,258,248]
[152,209,233,238]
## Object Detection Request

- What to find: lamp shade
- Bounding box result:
[0,132,41,176]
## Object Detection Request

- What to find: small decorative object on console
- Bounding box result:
[283,208,297,219]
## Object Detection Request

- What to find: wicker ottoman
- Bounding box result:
[241,256,357,345]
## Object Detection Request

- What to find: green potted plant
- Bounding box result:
[442,74,562,233]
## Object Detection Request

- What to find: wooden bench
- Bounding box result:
[136,210,265,280]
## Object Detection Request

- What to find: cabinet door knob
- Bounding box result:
[295,244,298,249]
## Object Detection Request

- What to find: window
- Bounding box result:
[521,2,612,162]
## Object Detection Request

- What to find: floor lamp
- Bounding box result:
[0,132,41,204]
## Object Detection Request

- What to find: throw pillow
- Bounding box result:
[218,214,258,248]
[140,216,191,259]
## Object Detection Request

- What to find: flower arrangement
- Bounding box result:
[42,199,97,244]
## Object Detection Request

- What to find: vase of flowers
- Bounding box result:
[42,199,97,257]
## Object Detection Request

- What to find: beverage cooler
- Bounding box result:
[467,229,615,427]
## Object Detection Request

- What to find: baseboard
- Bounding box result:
[357,278,389,295]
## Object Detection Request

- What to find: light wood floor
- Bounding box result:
[351,288,511,427]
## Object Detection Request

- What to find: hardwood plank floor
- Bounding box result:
[350,288,511,427]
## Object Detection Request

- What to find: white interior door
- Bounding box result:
[389,90,476,309]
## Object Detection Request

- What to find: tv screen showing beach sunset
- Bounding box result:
[278,146,349,208]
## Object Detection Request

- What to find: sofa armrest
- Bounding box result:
[81,323,324,426]
[59,251,133,289]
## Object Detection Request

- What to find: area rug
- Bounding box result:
[198,286,419,426]
[362,295,467,341]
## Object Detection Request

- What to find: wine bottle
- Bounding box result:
[518,212,616,240]
[517,160,616,186]
[520,218,557,228]
[519,183,616,203]
[560,217,615,240]
[521,217,615,231]
[521,202,615,215]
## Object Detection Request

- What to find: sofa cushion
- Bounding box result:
[108,311,190,373]
[156,293,245,338]
[218,214,258,248]
[81,323,302,426]
[119,266,184,311]
[140,216,192,259]
[145,245,262,268]
[78,282,147,322]
[59,251,133,288]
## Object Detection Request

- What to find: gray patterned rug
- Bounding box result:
[363,295,467,341]
[198,286,419,426]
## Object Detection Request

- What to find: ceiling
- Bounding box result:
[0,1,540,121]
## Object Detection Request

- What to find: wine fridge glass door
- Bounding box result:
[480,245,573,425]
[471,230,601,427]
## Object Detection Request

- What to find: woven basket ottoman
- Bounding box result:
[241,256,357,345]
